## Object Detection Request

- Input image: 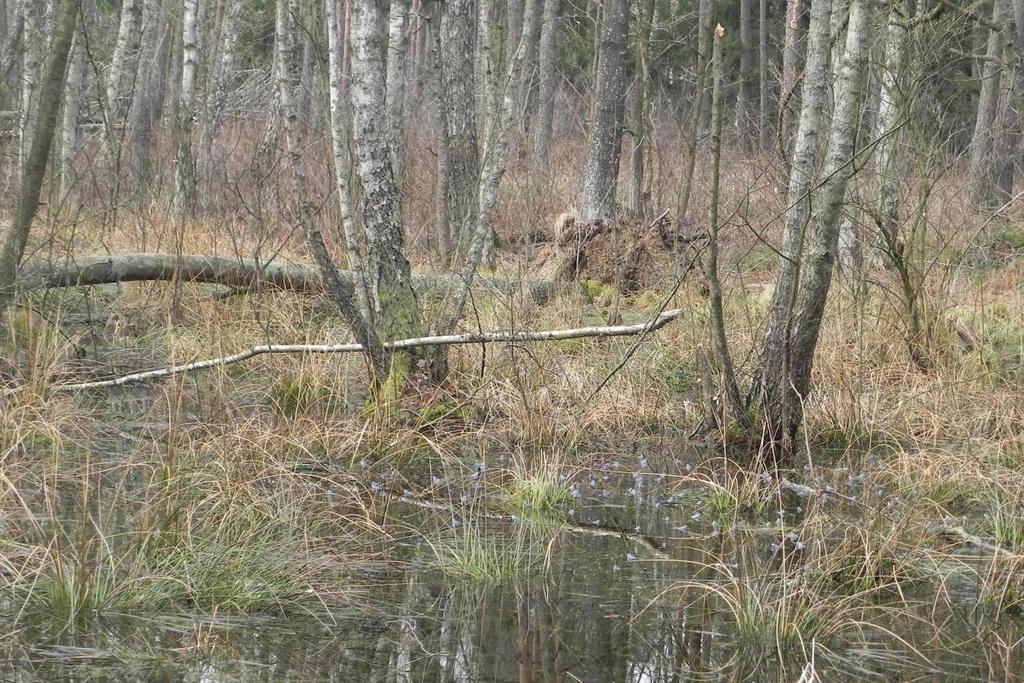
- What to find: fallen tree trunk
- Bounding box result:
[14,253,556,304]
[6,308,682,394]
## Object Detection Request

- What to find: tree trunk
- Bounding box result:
[783,0,872,439]
[969,0,1005,211]
[872,1,908,260]
[445,0,540,326]
[129,0,171,188]
[705,23,744,423]
[18,0,43,174]
[173,0,200,220]
[625,0,653,218]
[735,0,756,150]
[677,0,713,224]
[107,0,143,125]
[531,0,559,161]
[516,0,542,135]
[751,0,833,455]
[758,0,769,149]
[278,0,386,378]
[439,0,480,255]
[200,0,243,176]
[756,0,872,457]
[386,0,409,189]
[578,0,630,223]
[0,0,77,317]
[326,0,374,327]
[59,22,86,199]
[778,0,806,165]
[350,0,426,389]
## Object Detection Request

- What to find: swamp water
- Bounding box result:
[2,392,1022,681]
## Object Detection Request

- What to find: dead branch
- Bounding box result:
[6,309,682,395]
[14,253,555,303]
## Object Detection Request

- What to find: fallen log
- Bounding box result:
[5,308,682,394]
[15,253,555,304]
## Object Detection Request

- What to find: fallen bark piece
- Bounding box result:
[5,309,682,394]
[15,253,555,303]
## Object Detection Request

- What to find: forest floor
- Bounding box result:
[3,164,1024,678]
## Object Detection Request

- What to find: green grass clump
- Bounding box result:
[507,466,571,514]
[427,523,541,584]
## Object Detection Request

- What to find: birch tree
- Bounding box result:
[173,0,200,220]
[578,0,630,223]
[107,0,143,126]
[0,0,78,318]
[735,0,756,150]
[200,0,243,173]
[754,0,873,455]
[349,0,427,387]
[386,0,409,189]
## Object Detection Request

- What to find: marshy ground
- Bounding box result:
[3,153,1024,681]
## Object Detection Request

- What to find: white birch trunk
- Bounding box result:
[386,0,408,188]
[173,0,200,220]
[107,0,143,124]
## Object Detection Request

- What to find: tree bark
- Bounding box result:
[200,0,243,175]
[751,0,833,455]
[0,0,77,317]
[349,0,426,387]
[625,0,653,218]
[14,253,556,301]
[969,0,1005,210]
[578,0,630,223]
[172,0,200,220]
[872,1,908,260]
[439,0,480,255]
[59,20,86,198]
[784,0,872,437]
[778,0,806,166]
[277,0,386,377]
[107,0,143,125]
[735,0,756,150]
[758,0,769,149]
[386,0,409,189]
[677,0,713,224]
[756,0,872,456]
[128,0,171,186]
[18,0,43,174]
[531,0,560,162]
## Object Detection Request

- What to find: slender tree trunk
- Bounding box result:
[446,0,539,326]
[531,0,560,161]
[872,1,908,260]
[735,0,755,150]
[705,24,744,423]
[386,0,409,189]
[516,0,542,135]
[969,0,1005,210]
[107,0,143,125]
[439,0,480,255]
[625,0,653,218]
[325,0,374,328]
[350,0,426,388]
[59,22,85,198]
[129,0,171,187]
[782,0,872,440]
[751,0,833,455]
[578,0,630,223]
[778,0,806,165]
[0,0,77,317]
[18,0,43,175]
[200,0,243,173]
[277,0,385,378]
[758,0,769,149]
[677,0,713,224]
[173,0,200,220]
[989,0,1021,210]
